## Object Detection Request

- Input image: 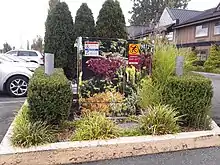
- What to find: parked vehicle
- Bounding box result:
[0,56,39,97]
[5,50,44,65]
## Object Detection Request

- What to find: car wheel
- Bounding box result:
[6,75,29,97]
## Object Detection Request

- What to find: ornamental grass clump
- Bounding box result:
[138,105,181,135]
[11,104,55,148]
[71,112,120,141]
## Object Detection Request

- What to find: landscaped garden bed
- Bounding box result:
[6,40,214,149]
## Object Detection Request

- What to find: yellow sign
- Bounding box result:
[129,44,140,55]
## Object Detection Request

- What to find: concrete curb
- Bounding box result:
[1,103,220,165]
[192,71,220,77]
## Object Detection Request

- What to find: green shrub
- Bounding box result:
[80,78,113,98]
[27,68,73,125]
[71,112,120,141]
[124,91,138,116]
[204,44,220,71]
[11,104,55,148]
[162,74,213,128]
[138,105,181,135]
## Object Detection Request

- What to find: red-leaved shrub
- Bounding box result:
[86,57,125,79]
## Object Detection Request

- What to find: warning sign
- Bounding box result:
[129,44,140,55]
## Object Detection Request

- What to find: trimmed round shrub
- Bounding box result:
[27,68,73,125]
[162,74,213,128]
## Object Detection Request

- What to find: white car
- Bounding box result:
[0,55,39,97]
[5,50,44,65]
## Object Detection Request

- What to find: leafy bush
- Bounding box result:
[86,57,125,79]
[11,104,55,148]
[27,68,73,125]
[162,74,213,128]
[138,105,181,135]
[124,91,138,116]
[80,78,113,98]
[81,91,126,116]
[71,112,120,141]
[204,44,220,71]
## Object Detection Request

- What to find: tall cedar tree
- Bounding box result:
[129,0,190,25]
[96,0,127,39]
[44,2,75,79]
[75,3,95,37]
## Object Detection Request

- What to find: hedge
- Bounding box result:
[162,74,213,128]
[27,68,73,125]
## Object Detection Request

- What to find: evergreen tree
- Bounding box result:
[3,42,12,53]
[96,0,127,39]
[75,3,95,37]
[44,2,75,79]
[129,0,190,25]
[204,44,220,71]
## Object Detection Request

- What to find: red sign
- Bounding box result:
[128,55,140,65]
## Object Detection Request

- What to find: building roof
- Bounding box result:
[175,3,220,28]
[167,8,203,24]
[126,25,153,39]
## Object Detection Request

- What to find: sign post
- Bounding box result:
[128,44,140,65]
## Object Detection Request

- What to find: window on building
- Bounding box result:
[197,49,208,61]
[214,22,220,35]
[195,24,208,37]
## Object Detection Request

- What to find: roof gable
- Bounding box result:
[175,3,220,28]
[167,8,202,24]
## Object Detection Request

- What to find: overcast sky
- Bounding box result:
[0,0,219,48]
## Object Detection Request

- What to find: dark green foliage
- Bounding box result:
[162,74,213,128]
[129,0,190,25]
[204,44,220,71]
[44,2,75,79]
[81,78,113,98]
[96,0,127,39]
[27,68,73,125]
[75,3,95,37]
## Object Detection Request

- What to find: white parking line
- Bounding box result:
[0,100,25,104]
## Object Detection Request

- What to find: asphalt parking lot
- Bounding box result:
[0,93,25,142]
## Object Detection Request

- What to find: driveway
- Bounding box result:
[195,72,220,125]
[80,147,220,165]
[0,93,25,142]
